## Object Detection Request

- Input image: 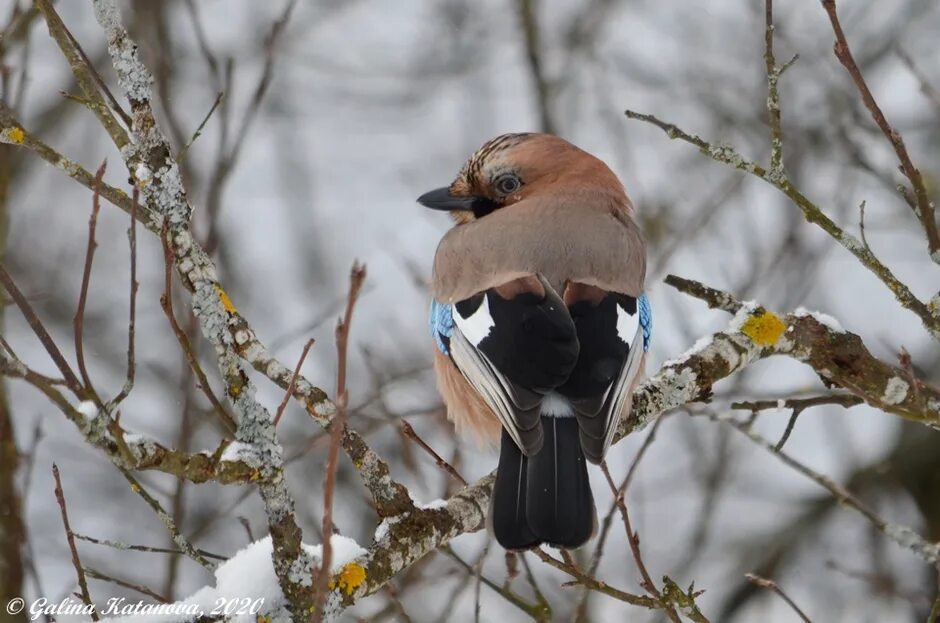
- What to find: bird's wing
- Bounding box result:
[430,276,579,455]
[567,291,651,463]
[432,198,646,303]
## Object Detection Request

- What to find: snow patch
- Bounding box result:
[77,401,99,419]
[662,334,714,368]
[793,307,845,333]
[374,515,402,542]
[109,535,365,623]
[417,498,448,510]
[882,377,909,406]
[220,441,265,467]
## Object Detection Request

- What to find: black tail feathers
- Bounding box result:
[491,431,540,550]
[491,417,595,550]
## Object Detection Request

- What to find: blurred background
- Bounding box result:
[2,0,939,620]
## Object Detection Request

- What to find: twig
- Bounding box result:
[400,419,467,486]
[858,200,871,252]
[118,470,212,569]
[579,414,668,623]
[177,91,223,164]
[159,226,236,433]
[203,0,297,255]
[108,187,138,409]
[626,111,940,342]
[73,160,106,407]
[664,274,743,314]
[820,0,940,263]
[273,338,315,427]
[515,0,555,134]
[531,547,659,608]
[731,393,864,450]
[601,463,681,623]
[313,262,367,621]
[713,411,940,563]
[0,265,85,398]
[518,553,551,619]
[473,542,489,623]
[84,568,168,603]
[763,0,783,176]
[34,0,130,150]
[0,103,155,228]
[52,464,98,620]
[745,574,813,622]
[72,532,226,561]
[440,545,545,620]
[896,48,940,113]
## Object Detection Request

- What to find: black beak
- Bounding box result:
[417,187,475,211]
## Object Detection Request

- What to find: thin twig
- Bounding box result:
[273,338,315,427]
[400,419,467,486]
[519,553,551,619]
[73,532,226,561]
[763,0,783,176]
[440,545,545,620]
[745,574,813,622]
[177,91,223,164]
[601,463,681,623]
[0,265,86,397]
[85,568,169,603]
[73,160,107,407]
[313,262,367,621]
[627,112,940,341]
[713,411,940,563]
[896,48,940,113]
[821,0,940,263]
[108,187,138,409]
[731,393,864,450]
[118,470,212,569]
[531,546,661,608]
[52,464,98,620]
[858,200,871,252]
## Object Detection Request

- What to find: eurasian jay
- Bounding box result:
[420,133,651,550]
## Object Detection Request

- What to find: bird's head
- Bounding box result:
[417,133,625,224]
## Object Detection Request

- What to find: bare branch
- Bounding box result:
[821,0,940,263]
[313,263,366,621]
[745,574,813,622]
[73,161,107,407]
[52,464,98,620]
[625,110,940,342]
[107,188,139,410]
[715,411,940,564]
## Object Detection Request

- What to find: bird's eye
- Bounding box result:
[494,174,521,195]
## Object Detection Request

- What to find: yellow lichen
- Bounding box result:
[256,616,271,623]
[740,310,786,346]
[329,562,366,595]
[131,483,141,493]
[5,127,25,144]
[215,284,238,314]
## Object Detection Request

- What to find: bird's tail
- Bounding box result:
[491,416,595,550]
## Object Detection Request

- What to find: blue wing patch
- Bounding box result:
[429,299,455,355]
[638,293,652,352]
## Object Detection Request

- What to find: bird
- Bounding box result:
[420,133,650,550]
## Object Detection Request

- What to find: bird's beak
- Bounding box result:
[417,187,476,211]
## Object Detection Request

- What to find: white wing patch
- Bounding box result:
[616,302,640,344]
[454,295,495,347]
